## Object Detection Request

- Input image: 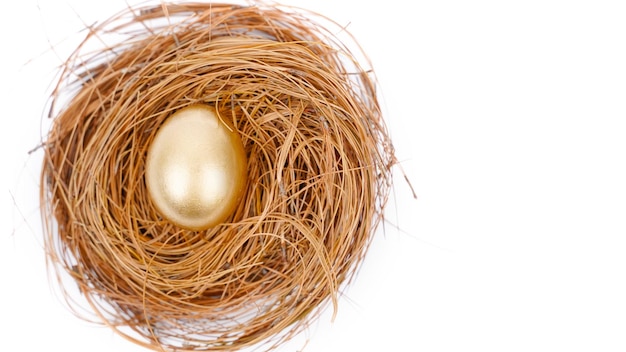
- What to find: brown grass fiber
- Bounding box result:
[41,2,395,351]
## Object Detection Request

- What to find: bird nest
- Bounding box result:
[41,2,395,351]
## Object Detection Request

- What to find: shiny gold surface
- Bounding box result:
[145,104,247,230]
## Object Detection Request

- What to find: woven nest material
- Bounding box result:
[41,2,395,351]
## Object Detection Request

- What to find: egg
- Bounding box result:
[145,104,247,230]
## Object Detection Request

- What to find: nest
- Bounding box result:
[41,2,395,351]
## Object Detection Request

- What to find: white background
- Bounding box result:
[2,0,626,351]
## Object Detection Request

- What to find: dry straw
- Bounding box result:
[41,2,396,351]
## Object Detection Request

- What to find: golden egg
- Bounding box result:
[145,104,247,230]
